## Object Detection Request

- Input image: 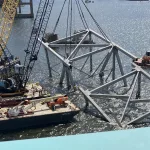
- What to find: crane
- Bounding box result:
[0,0,19,57]
[19,0,54,89]
[0,0,54,94]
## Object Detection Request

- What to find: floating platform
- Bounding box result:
[0,82,80,131]
[0,82,49,98]
[0,98,79,131]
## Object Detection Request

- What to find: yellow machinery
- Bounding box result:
[0,0,19,56]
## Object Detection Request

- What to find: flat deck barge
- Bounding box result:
[0,99,79,131]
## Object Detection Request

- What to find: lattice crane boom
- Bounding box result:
[0,0,19,56]
[21,0,54,88]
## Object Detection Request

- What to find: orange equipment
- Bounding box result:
[47,96,68,110]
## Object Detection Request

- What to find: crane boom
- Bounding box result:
[21,0,54,88]
[0,0,19,57]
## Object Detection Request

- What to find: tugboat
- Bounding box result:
[133,51,150,67]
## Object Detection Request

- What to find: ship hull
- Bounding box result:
[0,110,79,132]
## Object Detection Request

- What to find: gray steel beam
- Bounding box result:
[66,67,75,88]
[132,62,150,80]
[48,44,109,47]
[66,68,70,88]
[115,49,127,87]
[81,56,89,71]
[39,39,71,67]
[44,48,52,78]
[90,94,129,99]
[70,45,112,62]
[130,98,150,103]
[99,47,113,76]
[114,43,137,59]
[120,72,139,122]
[112,49,116,80]
[127,111,150,125]
[68,31,90,59]
[89,29,110,43]
[59,66,66,85]
[137,72,141,98]
[89,32,93,72]
[90,70,137,93]
[49,30,88,44]
[79,87,112,122]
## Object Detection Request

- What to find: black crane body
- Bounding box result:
[0,0,54,93]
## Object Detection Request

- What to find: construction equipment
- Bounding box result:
[6,94,68,117]
[0,0,20,92]
[47,95,68,111]
[0,0,19,57]
[20,0,55,89]
[0,0,55,94]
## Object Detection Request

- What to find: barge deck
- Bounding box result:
[0,99,80,131]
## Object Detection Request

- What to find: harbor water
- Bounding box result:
[1,0,150,141]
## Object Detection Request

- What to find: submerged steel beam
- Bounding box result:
[89,32,93,72]
[120,71,139,122]
[112,49,116,80]
[127,111,150,125]
[90,94,129,99]
[79,87,112,122]
[44,48,52,78]
[130,98,150,103]
[60,66,66,85]
[90,70,137,93]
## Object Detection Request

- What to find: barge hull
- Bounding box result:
[0,111,79,132]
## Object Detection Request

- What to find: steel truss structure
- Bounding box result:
[40,28,150,127]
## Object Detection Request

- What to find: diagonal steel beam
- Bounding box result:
[79,87,112,122]
[90,94,129,99]
[115,49,127,86]
[39,38,71,67]
[68,31,90,59]
[89,29,110,43]
[127,111,150,125]
[130,98,150,103]
[90,70,137,93]
[120,71,139,122]
[114,43,137,59]
[70,45,112,62]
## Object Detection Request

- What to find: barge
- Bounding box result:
[0,96,80,131]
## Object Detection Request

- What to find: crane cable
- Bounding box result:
[81,0,110,42]
[75,0,87,29]
[53,0,67,33]
[77,0,89,29]
[69,0,73,54]
[65,0,71,56]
